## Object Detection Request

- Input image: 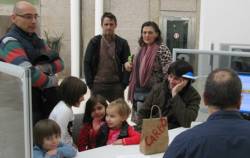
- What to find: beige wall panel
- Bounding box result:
[82,0,95,54]
[161,0,197,11]
[0,4,13,15]
[40,0,71,76]
[149,0,160,22]
[109,0,150,51]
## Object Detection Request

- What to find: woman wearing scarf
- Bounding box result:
[125,21,172,124]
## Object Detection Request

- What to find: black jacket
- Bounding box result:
[84,35,130,89]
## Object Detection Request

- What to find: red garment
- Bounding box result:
[77,123,100,151]
[107,129,121,145]
[107,126,141,145]
[122,126,141,145]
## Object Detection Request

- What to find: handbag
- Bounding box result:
[133,87,150,102]
[133,54,151,102]
[140,105,169,155]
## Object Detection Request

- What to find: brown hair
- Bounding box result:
[108,98,131,119]
[83,94,108,123]
[101,12,117,25]
[138,21,162,47]
[33,119,61,147]
[59,76,87,106]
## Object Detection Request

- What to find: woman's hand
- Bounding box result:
[124,62,133,72]
[172,79,188,97]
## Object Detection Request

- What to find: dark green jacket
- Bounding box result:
[137,81,201,130]
[84,35,130,89]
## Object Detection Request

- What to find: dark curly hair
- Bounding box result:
[138,21,162,47]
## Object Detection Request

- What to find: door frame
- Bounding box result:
[160,16,196,49]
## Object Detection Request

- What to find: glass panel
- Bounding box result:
[175,53,199,80]
[0,74,25,158]
[231,48,250,73]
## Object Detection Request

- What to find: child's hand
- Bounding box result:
[92,118,103,131]
[46,149,57,156]
[113,139,123,145]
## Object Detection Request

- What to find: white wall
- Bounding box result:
[198,0,250,75]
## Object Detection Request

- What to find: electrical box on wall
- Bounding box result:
[161,16,198,74]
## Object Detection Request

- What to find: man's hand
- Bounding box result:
[172,79,188,97]
[124,62,133,72]
[36,64,52,74]
[43,75,58,89]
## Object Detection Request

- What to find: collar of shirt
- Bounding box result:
[207,110,243,121]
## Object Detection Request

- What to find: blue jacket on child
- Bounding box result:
[33,142,76,158]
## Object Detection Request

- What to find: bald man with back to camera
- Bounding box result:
[163,68,250,158]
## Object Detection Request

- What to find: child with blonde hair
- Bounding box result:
[96,98,140,146]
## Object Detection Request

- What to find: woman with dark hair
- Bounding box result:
[125,21,172,123]
[136,60,201,130]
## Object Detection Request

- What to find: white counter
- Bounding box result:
[75,123,202,158]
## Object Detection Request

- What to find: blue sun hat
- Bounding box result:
[182,71,197,80]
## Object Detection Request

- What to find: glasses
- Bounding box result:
[16,13,39,20]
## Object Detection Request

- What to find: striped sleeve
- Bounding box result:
[50,57,64,73]
[41,42,64,74]
[0,37,57,88]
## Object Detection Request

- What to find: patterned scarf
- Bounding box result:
[128,43,159,101]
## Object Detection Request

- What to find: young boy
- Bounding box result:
[33,119,76,158]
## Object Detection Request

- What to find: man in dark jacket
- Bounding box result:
[136,60,201,130]
[84,12,130,102]
[164,68,250,158]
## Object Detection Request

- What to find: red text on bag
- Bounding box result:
[145,118,167,146]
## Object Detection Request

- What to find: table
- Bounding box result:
[75,123,201,158]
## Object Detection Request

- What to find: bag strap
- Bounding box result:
[135,50,142,87]
[150,105,162,118]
